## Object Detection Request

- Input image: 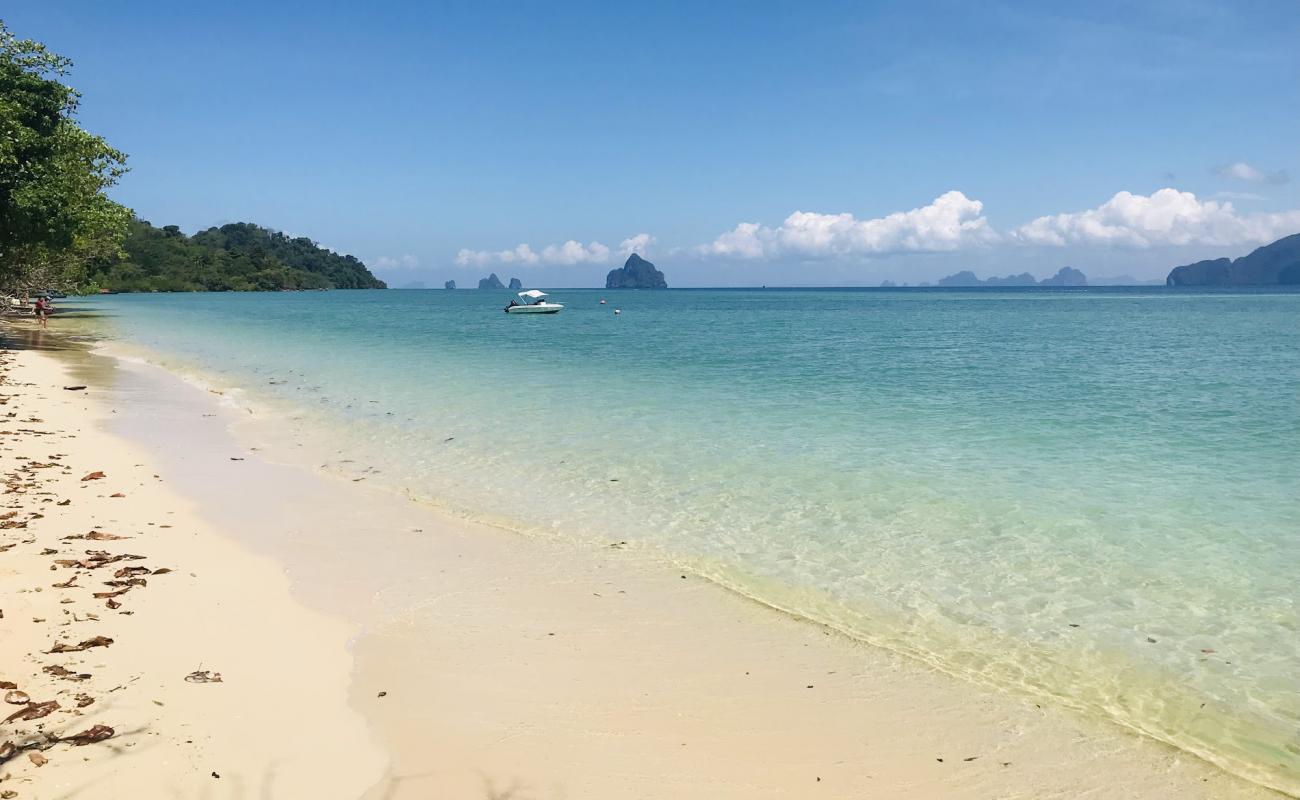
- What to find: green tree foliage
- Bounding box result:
[0,20,130,291]
[92,219,386,292]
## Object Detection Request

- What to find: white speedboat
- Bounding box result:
[505,290,564,314]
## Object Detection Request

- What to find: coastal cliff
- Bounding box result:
[1167,233,1300,285]
[508,277,523,290]
[606,254,667,289]
[478,273,505,289]
[444,280,456,289]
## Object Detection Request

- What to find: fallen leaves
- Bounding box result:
[47,636,113,654]
[3,700,58,723]
[62,724,113,746]
[28,750,47,766]
[80,471,105,481]
[3,690,30,705]
[42,665,90,682]
[55,550,146,570]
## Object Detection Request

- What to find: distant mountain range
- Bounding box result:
[934,266,1088,287]
[1166,232,1300,286]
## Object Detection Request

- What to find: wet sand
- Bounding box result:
[1,324,1285,799]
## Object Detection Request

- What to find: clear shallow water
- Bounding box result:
[76,287,1298,794]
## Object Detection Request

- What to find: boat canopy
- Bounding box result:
[518,289,547,299]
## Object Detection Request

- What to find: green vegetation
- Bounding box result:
[94,219,386,292]
[1,20,130,293]
[1,21,384,294]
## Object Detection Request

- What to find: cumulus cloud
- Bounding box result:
[455,235,659,267]
[1013,188,1300,248]
[618,233,656,257]
[371,254,419,270]
[696,191,997,259]
[455,239,621,267]
[1215,161,1288,185]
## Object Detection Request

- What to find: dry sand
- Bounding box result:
[0,343,384,798]
[1,329,1286,799]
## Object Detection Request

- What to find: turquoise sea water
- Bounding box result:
[76,287,1298,794]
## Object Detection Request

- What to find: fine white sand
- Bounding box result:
[0,344,384,798]
[2,333,1286,799]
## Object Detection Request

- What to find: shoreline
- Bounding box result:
[0,334,385,798]
[2,323,1289,798]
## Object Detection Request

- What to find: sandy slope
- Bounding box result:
[0,345,384,799]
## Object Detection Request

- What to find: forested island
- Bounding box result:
[1166,233,1300,286]
[94,220,386,292]
[0,24,382,294]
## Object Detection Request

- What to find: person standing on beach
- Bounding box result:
[33,295,51,328]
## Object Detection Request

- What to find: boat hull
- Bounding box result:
[506,303,563,314]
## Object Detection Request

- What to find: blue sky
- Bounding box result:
[7,0,1300,286]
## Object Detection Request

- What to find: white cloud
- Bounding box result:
[618,233,656,257]
[696,191,997,259]
[1215,161,1288,185]
[455,237,648,267]
[455,244,539,267]
[371,254,419,270]
[1013,188,1300,247]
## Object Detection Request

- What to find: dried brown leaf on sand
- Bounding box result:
[113,566,150,578]
[62,724,113,746]
[74,693,94,708]
[3,700,58,723]
[86,531,126,541]
[185,670,223,684]
[28,750,47,766]
[42,665,90,681]
[3,690,30,705]
[80,471,106,481]
[0,681,16,690]
[47,636,113,654]
[105,598,121,610]
[0,740,15,762]
[93,588,129,599]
